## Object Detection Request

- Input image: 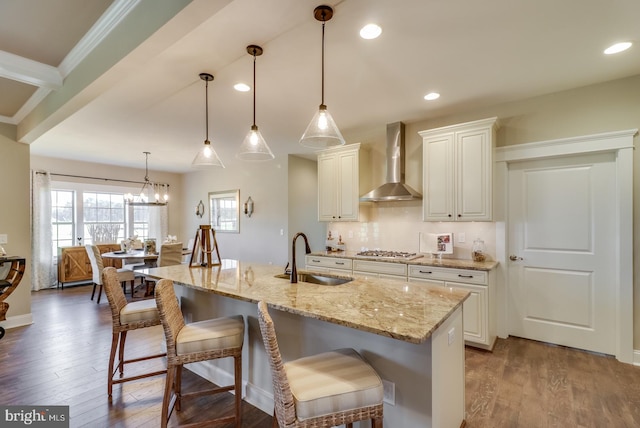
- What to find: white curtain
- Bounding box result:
[148,205,168,244]
[31,170,55,291]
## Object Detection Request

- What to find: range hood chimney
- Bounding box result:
[360,122,422,202]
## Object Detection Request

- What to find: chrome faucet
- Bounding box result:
[291,232,311,283]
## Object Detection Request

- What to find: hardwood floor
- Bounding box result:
[2,284,640,427]
[465,337,640,427]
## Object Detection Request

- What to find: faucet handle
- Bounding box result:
[284,262,291,275]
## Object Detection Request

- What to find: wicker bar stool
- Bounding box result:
[102,267,166,399]
[257,301,384,428]
[154,279,244,428]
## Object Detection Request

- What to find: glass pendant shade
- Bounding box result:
[193,140,224,167]
[237,45,274,161]
[238,125,273,160]
[300,104,345,148]
[300,5,345,149]
[192,72,224,167]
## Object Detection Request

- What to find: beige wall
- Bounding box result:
[0,126,31,322]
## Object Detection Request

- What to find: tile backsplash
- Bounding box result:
[324,201,496,261]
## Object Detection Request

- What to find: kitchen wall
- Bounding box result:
[0,123,31,324]
[180,155,323,268]
[339,73,640,348]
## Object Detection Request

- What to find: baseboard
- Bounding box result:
[186,360,274,415]
[0,313,33,330]
[633,349,640,366]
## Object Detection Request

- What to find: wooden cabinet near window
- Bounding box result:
[57,244,122,286]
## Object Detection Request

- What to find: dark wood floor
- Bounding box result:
[2,284,640,427]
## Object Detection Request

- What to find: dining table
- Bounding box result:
[102,248,192,267]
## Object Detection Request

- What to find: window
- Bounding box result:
[51,190,75,254]
[83,192,126,245]
[50,183,151,251]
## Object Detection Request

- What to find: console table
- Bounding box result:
[0,256,26,340]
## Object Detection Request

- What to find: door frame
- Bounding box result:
[494,128,637,363]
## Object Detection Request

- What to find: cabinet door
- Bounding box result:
[336,150,359,221]
[318,155,338,221]
[456,128,492,221]
[423,134,455,221]
[446,281,487,345]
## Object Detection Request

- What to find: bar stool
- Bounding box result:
[101,267,166,399]
[257,301,384,428]
[154,279,244,427]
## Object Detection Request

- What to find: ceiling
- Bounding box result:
[3,0,640,173]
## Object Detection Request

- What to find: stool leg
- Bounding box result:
[118,331,127,376]
[161,366,175,428]
[373,417,383,428]
[272,411,278,428]
[96,284,103,304]
[107,333,119,398]
[235,354,242,427]
[91,283,97,300]
[175,365,183,411]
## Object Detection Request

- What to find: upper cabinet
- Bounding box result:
[317,143,362,221]
[419,117,498,222]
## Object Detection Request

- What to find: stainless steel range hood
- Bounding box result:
[360,122,422,202]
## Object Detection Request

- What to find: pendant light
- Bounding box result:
[238,45,274,161]
[125,152,169,206]
[299,5,345,148]
[192,73,224,167]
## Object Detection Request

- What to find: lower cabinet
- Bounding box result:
[306,255,496,350]
[57,244,122,286]
[305,255,352,275]
[408,265,495,350]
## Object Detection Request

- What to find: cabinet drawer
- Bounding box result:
[352,260,407,276]
[408,265,487,285]
[305,256,352,270]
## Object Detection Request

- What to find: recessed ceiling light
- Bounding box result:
[234,83,250,92]
[604,42,632,55]
[424,92,440,101]
[360,23,382,39]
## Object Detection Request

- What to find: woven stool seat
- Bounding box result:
[257,301,384,428]
[155,279,244,427]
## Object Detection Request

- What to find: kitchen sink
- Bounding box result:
[274,272,353,286]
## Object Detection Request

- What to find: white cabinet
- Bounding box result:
[419,117,498,221]
[317,143,361,221]
[352,259,407,280]
[408,265,496,350]
[305,255,352,275]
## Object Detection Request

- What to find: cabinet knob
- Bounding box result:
[457,214,461,218]
[509,255,523,261]
[419,270,433,274]
[448,214,452,217]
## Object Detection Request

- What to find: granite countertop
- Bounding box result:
[309,251,499,271]
[145,260,469,344]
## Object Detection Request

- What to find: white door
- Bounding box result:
[507,152,617,355]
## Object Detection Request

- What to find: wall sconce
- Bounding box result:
[244,196,254,217]
[195,200,205,218]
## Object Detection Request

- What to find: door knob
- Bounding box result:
[509,255,523,261]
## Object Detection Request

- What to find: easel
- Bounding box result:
[189,225,221,267]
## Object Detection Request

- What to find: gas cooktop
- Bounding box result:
[354,250,422,260]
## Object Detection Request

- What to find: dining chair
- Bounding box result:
[257,301,384,428]
[154,279,244,427]
[85,244,136,304]
[144,242,183,296]
[102,266,166,399]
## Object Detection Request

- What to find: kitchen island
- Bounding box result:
[145,260,469,427]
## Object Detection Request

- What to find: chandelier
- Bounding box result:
[125,152,169,206]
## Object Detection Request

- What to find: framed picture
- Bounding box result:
[419,232,454,255]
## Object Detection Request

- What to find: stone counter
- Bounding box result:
[145,260,468,344]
